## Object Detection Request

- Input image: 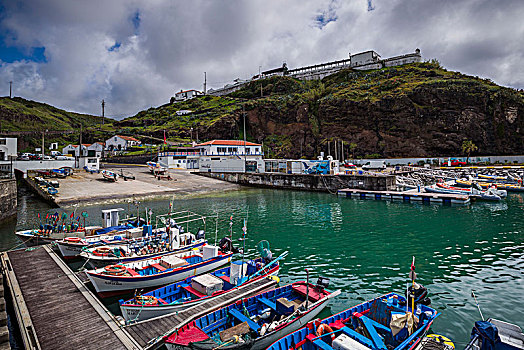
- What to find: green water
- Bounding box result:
[2,188,523,347]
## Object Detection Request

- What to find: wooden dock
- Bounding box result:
[337,188,470,205]
[1,246,279,349]
[125,277,278,349]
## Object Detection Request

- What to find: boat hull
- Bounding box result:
[82,240,206,268]
[86,253,232,294]
[120,266,279,323]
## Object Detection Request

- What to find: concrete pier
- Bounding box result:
[0,179,17,223]
[195,172,396,192]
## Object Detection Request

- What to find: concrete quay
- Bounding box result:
[42,165,241,207]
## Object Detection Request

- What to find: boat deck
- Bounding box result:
[125,277,278,349]
[1,245,139,349]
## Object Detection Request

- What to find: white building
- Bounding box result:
[105,135,141,151]
[174,89,203,102]
[158,148,200,169]
[78,157,100,171]
[87,142,104,157]
[196,140,264,173]
[195,140,263,157]
[62,144,81,157]
[0,137,17,161]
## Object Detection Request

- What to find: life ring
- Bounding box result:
[94,247,112,256]
[316,324,335,341]
[65,237,82,243]
[104,264,126,275]
[135,295,158,306]
[426,334,455,349]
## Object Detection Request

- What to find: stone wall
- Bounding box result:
[103,154,156,165]
[195,172,395,192]
[0,179,17,223]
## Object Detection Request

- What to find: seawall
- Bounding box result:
[194,172,395,192]
[0,179,17,223]
[102,154,156,165]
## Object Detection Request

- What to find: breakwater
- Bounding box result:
[195,172,395,192]
[0,179,16,223]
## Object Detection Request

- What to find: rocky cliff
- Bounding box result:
[119,62,524,158]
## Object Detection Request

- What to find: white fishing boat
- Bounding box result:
[79,210,208,268]
[85,244,233,296]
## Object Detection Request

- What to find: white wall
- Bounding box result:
[0,138,17,160]
[106,136,128,151]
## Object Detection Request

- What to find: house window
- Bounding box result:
[114,137,117,141]
[0,139,6,145]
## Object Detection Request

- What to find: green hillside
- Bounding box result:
[0,97,113,152]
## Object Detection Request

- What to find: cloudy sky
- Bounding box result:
[0,0,523,119]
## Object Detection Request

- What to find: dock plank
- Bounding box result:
[6,247,129,350]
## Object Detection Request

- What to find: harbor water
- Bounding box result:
[1,187,523,347]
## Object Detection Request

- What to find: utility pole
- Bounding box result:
[79,124,82,158]
[9,81,12,98]
[259,66,263,97]
[243,104,246,173]
[101,99,105,126]
[203,72,207,95]
[41,129,47,159]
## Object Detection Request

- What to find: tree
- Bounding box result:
[349,142,357,159]
[462,140,478,164]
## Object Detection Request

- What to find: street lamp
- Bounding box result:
[190,127,193,145]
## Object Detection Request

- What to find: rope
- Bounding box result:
[7,236,37,252]
[320,174,338,195]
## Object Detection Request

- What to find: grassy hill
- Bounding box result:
[0,97,113,152]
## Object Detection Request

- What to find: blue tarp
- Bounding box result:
[95,225,129,235]
[471,321,501,350]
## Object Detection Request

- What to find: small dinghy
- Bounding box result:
[102,169,117,181]
[85,244,233,296]
[266,292,438,350]
[120,251,286,323]
[163,278,341,350]
[465,319,524,350]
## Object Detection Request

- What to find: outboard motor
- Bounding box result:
[403,282,431,306]
[315,276,330,292]
[218,237,238,253]
[196,229,205,240]
[263,249,273,264]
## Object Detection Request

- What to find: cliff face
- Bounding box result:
[210,64,523,158]
[121,62,523,159]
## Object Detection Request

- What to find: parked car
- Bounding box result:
[362,160,386,170]
[43,155,53,160]
[343,161,357,168]
[447,159,467,167]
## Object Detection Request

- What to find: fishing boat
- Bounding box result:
[266,291,438,350]
[15,208,135,247]
[119,251,286,323]
[147,161,158,173]
[102,169,118,181]
[455,179,524,192]
[465,319,524,350]
[79,210,208,268]
[163,279,340,350]
[425,184,505,201]
[56,225,165,259]
[85,244,233,296]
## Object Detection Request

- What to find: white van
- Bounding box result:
[362,160,386,171]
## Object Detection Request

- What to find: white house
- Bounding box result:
[105,135,141,151]
[158,147,200,169]
[196,140,264,173]
[78,157,99,171]
[87,142,104,157]
[195,140,263,157]
[0,137,17,161]
[174,89,203,102]
[62,144,81,157]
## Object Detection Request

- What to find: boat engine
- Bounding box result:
[315,276,330,292]
[402,283,431,307]
[218,236,238,253]
[196,229,205,240]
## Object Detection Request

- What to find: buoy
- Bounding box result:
[269,275,280,283]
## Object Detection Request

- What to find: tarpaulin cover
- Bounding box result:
[95,225,129,235]
[471,321,501,350]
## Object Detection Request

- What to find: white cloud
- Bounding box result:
[0,0,523,119]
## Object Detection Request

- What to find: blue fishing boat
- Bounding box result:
[85,244,233,296]
[163,279,341,350]
[119,252,286,323]
[266,292,438,350]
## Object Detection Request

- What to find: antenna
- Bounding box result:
[367,0,375,11]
